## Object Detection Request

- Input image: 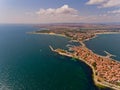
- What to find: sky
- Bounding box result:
[0,0,120,24]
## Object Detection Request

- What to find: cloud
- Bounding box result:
[86,0,106,5]
[34,5,83,23]
[108,9,120,14]
[36,5,78,16]
[86,0,120,8]
[25,4,120,23]
[102,0,120,8]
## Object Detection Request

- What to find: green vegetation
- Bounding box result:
[92,62,97,69]
[35,30,51,33]
[56,49,67,53]
[116,82,120,86]
[71,57,77,61]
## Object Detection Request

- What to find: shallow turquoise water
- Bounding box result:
[0,24,100,90]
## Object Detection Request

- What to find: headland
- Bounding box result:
[32,23,120,90]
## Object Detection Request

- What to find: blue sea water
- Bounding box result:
[85,34,120,61]
[0,24,100,90]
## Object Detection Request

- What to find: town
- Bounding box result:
[33,23,120,90]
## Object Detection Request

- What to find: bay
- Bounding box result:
[0,24,99,90]
[85,34,120,61]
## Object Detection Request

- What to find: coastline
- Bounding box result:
[83,32,120,42]
[31,32,120,90]
[49,44,120,90]
[49,45,120,90]
[27,31,69,38]
[95,32,120,35]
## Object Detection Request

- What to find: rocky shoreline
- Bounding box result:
[31,27,120,90]
[47,33,120,90]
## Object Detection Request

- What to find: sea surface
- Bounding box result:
[0,24,114,90]
[0,24,120,90]
[85,34,120,61]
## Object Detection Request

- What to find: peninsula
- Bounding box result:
[32,23,120,90]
